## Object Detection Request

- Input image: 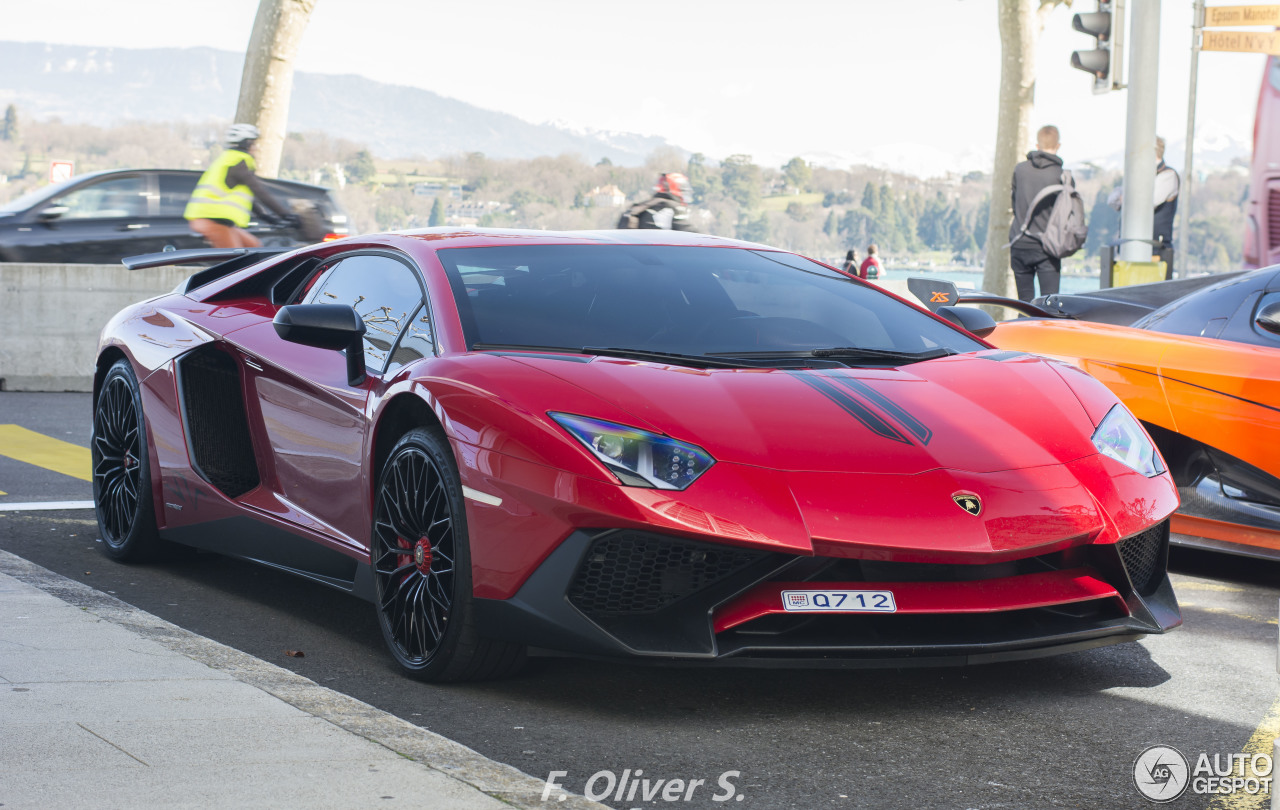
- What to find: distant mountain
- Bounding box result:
[0,41,677,165]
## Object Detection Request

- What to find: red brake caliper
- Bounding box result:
[397,537,433,582]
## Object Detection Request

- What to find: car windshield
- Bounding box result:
[438,245,984,362]
[0,181,68,214]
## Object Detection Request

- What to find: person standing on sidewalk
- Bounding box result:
[859,244,883,279]
[1009,125,1065,301]
[1107,135,1180,247]
[185,123,294,249]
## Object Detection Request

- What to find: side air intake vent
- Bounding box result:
[1117,520,1168,597]
[177,346,260,498]
[567,531,766,618]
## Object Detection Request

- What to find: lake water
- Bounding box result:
[885,267,1100,295]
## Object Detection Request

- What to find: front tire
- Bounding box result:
[92,359,162,561]
[371,427,525,681]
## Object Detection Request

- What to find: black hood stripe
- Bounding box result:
[822,372,933,445]
[786,371,910,444]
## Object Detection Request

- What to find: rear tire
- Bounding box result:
[371,427,525,681]
[92,359,162,561]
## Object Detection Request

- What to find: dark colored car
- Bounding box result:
[912,271,1280,560]
[0,168,349,263]
[92,229,1180,681]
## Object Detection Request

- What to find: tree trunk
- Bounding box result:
[982,0,1062,303]
[235,0,317,179]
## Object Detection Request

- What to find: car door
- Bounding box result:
[153,172,210,253]
[228,251,428,547]
[22,173,171,263]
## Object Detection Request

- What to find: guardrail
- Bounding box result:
[0,263,191,392]
[0,264,917,393]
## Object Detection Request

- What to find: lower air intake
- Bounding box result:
[178,346,260,499]
[568,531,766,618]
[1117,521,1168,596]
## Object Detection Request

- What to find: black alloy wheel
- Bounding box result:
[371,427,524,681]
[92,359,161,560]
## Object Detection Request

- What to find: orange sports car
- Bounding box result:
[910,271,1280,560]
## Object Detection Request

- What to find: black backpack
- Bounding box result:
[1007,170,1088,258]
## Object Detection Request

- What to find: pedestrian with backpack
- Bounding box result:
[1007,125,1088,301]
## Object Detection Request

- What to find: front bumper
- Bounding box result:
[472,521,1181,667]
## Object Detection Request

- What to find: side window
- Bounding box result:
[307,254,425,374]
[158,174,199,216]
[55,175,150,219]
[386,304,435,373]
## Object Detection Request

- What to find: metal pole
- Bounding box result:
[1120,0,1162,263]
[1178,0,1205,276]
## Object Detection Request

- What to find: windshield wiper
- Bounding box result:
[581,347,767,369]
[711,346,955,364]
[473,343,764,368]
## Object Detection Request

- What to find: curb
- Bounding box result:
[0,548,607,810]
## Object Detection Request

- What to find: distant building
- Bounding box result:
[447,200,503,225]
[413,181,463,198]
[586,184,626,207]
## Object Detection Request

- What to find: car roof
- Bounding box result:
[381,227,777,251]
[41,167,333,194]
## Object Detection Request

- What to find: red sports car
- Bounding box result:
[93,230,1180,680]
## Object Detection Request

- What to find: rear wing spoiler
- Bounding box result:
[123,248,289,295]
[122,247,286,271]
[906,277,1065,319]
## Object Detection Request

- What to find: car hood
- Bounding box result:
[504,351,1102,475]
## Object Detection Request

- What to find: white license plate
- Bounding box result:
[781,590,897,613]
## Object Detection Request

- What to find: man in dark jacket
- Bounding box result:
[1009,125,1064,301]
[617,172,696,231]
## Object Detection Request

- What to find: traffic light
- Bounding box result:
[1071,0,1125,94]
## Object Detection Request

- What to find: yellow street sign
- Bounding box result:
[1205,5,1280,27]
[1202,29,1280,54]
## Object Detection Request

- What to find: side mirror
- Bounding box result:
[1257,301,1280,336]
[936,305,997,338]
[273,304,367,386]
[38,205,69,221]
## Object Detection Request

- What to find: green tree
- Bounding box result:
[346,149,376,183]
[782,157,812,192]
[429,196,445,227]
[824,210,838,237]
[1,104,17,142]
[720,154,762,210]
[860,183,880,213]
[737,212,770,243]
[686,152,721,204]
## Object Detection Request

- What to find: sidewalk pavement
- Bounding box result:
[0,549,605,810]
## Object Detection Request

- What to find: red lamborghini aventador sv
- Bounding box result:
[92,229,1181,680]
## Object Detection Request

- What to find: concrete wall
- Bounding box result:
[1,263,192,392]
[0,265,923,393]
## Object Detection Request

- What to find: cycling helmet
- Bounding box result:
[655,172,692,204]
[225,123,261,149]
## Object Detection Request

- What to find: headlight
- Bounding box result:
[1091,405,1165,477]
[549,413,715,490]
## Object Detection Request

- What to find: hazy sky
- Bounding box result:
[3,1,1265,170]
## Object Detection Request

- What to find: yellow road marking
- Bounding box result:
[1209,690,1280,810]
[1174,580,1246,593]
[1178,602,1279,626]
[0,425,92,482]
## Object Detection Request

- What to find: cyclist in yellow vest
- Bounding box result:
[185,123,293,248]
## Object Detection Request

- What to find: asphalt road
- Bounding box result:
[2,391,1279,809]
